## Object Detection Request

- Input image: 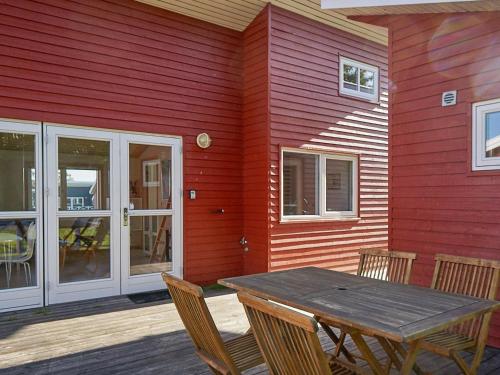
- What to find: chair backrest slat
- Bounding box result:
[431,254,500,340]
[162,273,238,374]
[357,249,416,284]
[238,292,332,375]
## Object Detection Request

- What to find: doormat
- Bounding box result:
[127,290,171,304]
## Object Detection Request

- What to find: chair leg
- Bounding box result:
[23,263,32,286]
[6,261,11,288]
[23,263,29,286]
[450,351,473,375]
[469,312,493,375]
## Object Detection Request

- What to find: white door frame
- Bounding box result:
[0,119,43,312]
[120,133,183,294]
[45,125,121,304]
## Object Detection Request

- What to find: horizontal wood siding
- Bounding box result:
[0,0,244,284]
[242,6,270,274]
[385,12,500,346]
[268,6,389,273]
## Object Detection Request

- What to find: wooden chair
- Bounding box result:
[357,249,417,284]
[420,254,500,375]
[237,291,357,375]
[161,273,264,374]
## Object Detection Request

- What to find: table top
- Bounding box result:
[219,267,500,343]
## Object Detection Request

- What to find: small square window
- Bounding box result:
[473,99,500,170]
[340,57,379,102]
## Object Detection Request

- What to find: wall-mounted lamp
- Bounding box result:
[196,133,212,149]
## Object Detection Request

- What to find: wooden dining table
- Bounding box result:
[219,267,500,375]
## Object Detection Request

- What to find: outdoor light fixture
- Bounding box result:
[196,132,212,149]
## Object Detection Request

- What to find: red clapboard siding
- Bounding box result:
[268,6,389,274]
[0,0,244,285]
[242,6,271,274]
[382,12,500,347]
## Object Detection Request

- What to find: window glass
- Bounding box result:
[326,159,353,212]
[129,215,172,276]
[282,152,319,216]
[0,133,36,211]
[485,111,500,158]
[343,64,358,91]
[0,219,37,290]
[58,138,110,211]
[58,216,110,283]
[360,69,375,94]
[129,144,172,210]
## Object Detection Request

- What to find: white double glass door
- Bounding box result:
[46,126,182,304]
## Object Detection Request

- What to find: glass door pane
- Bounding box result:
[46,126,120,305]
[57,137,112,285]
[58,216,111,283]
[121,135,181,295]
[0,121,42,312]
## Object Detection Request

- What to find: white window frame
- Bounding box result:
[339,56,379,102]
[280,148,359,221]
[472,98,500,171]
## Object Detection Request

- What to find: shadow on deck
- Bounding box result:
[0,290,499,374]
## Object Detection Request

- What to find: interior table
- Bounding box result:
[219,267,500,375]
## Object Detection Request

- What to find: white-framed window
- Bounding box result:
[339,56,379,102]
[280,149,359,221]
[473,98,500,171]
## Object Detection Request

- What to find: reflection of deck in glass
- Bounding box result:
[58,217,111,283]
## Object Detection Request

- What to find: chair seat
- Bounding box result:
[224,332,264,371]
[330,360,357,375]
[421,331,476,356]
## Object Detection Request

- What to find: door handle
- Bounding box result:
[123,207,129,226]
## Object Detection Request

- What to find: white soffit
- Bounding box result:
[321,0,500,16]
[136,0,388,45]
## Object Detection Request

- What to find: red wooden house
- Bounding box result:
[0,0,388,312]
[322,0,500,346]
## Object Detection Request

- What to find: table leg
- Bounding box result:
[376,336,402,373]
[350,330,386,375]
[391,341,427,375]
[318,320,357,364]
[400,339,422,375]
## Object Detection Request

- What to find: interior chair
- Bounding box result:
[161,272,264,374]
[238,291,357,375]
[3,222,36,287]
[419,254,500,375]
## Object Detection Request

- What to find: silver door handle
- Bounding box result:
[123,207,129,226]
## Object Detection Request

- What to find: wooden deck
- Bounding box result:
[1,290,500,374]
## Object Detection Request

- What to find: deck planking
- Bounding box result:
[0,290,499,374]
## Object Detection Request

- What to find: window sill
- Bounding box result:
[339,91,380,104]
[279,217,361,224]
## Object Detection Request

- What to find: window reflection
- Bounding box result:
[129,144,172,210]
[0,219,37,290]
[485,111,500,158]
[130,216,172,276]
[282,152,319,216]
[58,217,110,283]
[58,138,110,211]
[0,133,36,211]
[326,159,353,212]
